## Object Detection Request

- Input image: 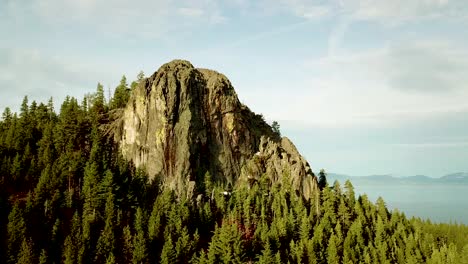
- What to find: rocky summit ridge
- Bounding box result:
[114,60,318,199]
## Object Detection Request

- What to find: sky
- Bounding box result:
[1,0,468,177]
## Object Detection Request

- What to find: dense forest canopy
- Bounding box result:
[1,74,468,263]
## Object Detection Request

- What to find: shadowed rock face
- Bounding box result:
[115,60,318,198]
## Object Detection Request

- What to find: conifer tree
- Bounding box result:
[121,225,133,264]
[207,222,245,264]
[63,235,75,264]
[257,241,280,264]
[16,238,34,264]
[95,191,116,263]
[132,207,148,264]
[111,76,130,109]
[7,203,27,264]
[131,71,145,90]
[327,233,340,264]
[318,169,328,189]
[160,236,176,264]
[93,83,106,115]
[344,180,355,207]
[38,249,48,264]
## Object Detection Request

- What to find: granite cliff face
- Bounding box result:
[114,60,318,199]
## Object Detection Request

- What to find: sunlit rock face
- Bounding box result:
[115,60,318,198]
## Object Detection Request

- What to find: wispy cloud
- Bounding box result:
[281,0,331,19]
[178,7,205,18]
[0,48,118,111]
[393,142,468,148]
[384,42,468,92]
[316,40,468,93]
[255,39,468,128]
[277,0,467,24]
[2,0,227,40]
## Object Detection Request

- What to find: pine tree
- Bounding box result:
[131,71,145,90]
[2,107,12,123]
[344,180,355,207]
[38,249,48,264]
[207,222,245,264]
[111,75,130,109]
[175,226,193,262]
[327,233,340,264]
[47,97,55,118]
[271,121,281,137]
[95,191,116,263]
[16,238,35,264]
[299,213,311,241]
[343,219,364,263]
[63,235,75,264]
[121,225,133,264]
[376,197,389,222]
[132,207,148,264]
[20,96,29,119]
[257,241,280,264]
[318,169,328,189]
[332,180,342,196]
[63,212,82,264]
[160,236,176,264]
[82,162,100,223]
[93,83,106,114]
[7,203,27,264]
[338,198,350,228]
[82,125,103,229]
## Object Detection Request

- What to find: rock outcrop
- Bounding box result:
[238,137,318,200]
[114,60,318,198]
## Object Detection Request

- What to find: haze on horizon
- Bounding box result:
[1,0,468,177]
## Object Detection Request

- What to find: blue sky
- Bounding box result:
[1,0,468,177]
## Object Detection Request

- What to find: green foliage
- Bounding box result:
[95,191,116,263]
[16,238,35,264]
[318,168,328,189]
[160,236,176,264]
[0,88,468,263]
[38,249,48,264]
[131,71,145,90]
[207,221,245,263]
[111,76,130,109]
[92,83,106,114]
[132,207,148,264]
[7,203,27,264]
[271,121,281,138]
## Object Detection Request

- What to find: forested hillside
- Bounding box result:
[1,77,468,263]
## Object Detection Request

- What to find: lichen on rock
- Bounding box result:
[115,59,319,199]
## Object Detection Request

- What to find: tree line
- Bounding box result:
[1,74,468,263]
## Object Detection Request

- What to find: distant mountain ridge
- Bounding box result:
[328,172,468,184]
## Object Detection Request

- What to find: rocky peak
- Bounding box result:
[115,60,318,198]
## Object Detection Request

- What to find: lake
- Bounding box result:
[352,182,468,224]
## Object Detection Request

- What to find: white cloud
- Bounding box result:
[317,40,468,93]
[393,142,468,148]
[178,7,205,17]
[383,42,468,92]
[281,0,331,19]
[2,0,227,39]
[0,48,119,111]
[247,39,468,129]
[345,0,451,22]
[277,0,467,24]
